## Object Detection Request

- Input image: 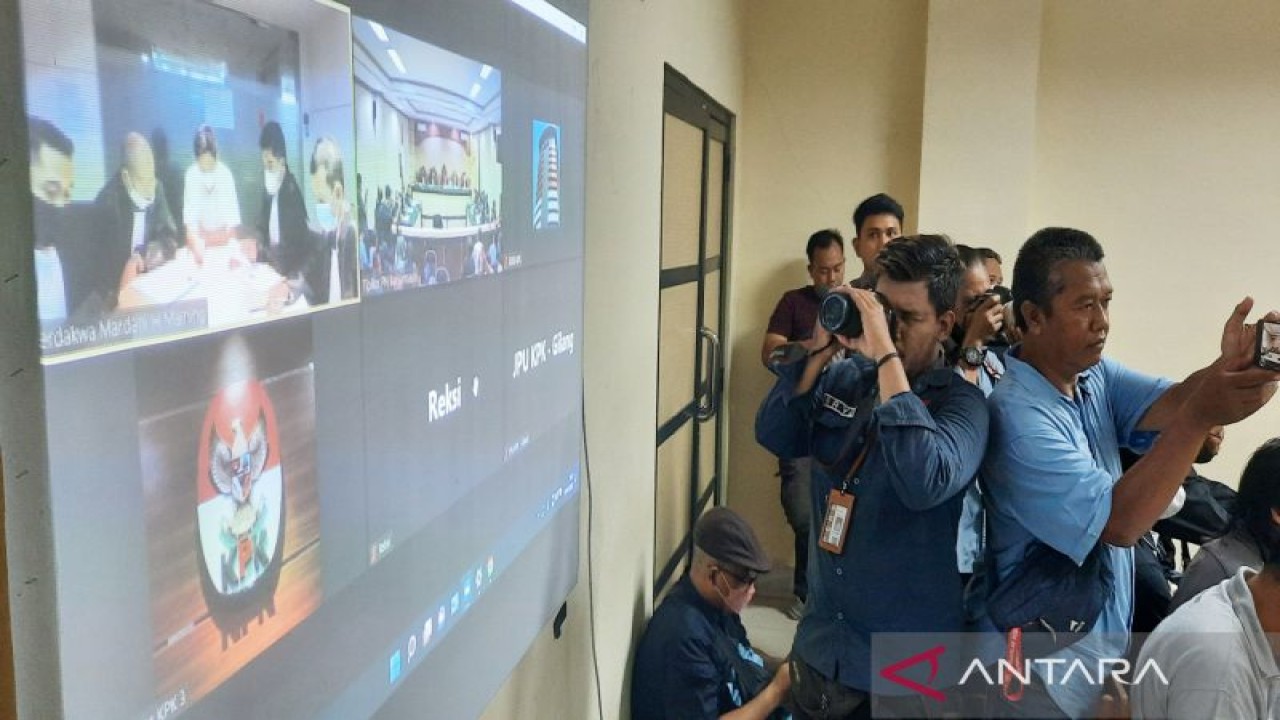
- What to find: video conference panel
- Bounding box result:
[18,0,586,717]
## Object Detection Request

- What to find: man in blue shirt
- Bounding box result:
[983,227,1280,718]
[632,507,791,720]
[760,235,989,718]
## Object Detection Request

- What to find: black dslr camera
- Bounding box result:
[977,285,1014,348]
[819,290,897,339]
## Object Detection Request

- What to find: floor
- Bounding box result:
[741,565,800,662]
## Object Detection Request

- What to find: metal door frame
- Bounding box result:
[653,65,734,596]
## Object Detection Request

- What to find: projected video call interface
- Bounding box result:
[21,0,586,718]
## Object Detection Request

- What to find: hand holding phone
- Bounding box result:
[1256,320,1280,371]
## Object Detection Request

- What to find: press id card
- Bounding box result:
[818,490,855,554]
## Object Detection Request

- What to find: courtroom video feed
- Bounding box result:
[353,17,504,296]
[24,0,357,361]
[137,320,321,711]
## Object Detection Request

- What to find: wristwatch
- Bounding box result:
[961,345,987,368]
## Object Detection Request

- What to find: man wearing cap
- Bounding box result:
[632,507,792,720]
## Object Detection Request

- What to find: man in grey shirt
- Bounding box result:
[1171,438,1280,610]
[1133,484,1280,719]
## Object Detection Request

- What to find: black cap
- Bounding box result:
[694,507,771,575]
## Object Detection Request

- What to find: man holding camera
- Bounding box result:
[760,229,846,616]
[950,246,1008,611]
[758,235,988,718]
[981,227,1280,718]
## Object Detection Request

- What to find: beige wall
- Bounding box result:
[916,0,1041,256]
[727,0,1280,588]
[1030,0,1280,484]
[727,0,928,563]
[7,1,1280,718]
[479,1,745,718]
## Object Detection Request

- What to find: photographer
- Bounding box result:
[950,246,1008,614]
[952,245,1007,393]
[757,235,988,718]
[981,227,1280,718]
[760,228,847,616]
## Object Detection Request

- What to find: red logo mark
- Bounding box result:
[879,645,946,702]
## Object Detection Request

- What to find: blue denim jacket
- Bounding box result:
[760,353,989,693]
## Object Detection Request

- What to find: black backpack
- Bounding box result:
[1154,472,1238,570]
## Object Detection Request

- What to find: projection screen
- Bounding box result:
[13,0,586,717]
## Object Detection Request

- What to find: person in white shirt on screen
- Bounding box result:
[308,137,358,303]
[28,116,76,324]
[183,124,242,265]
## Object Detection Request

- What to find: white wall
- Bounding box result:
[479,1,745,717]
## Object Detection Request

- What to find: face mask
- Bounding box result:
[264,168,284,197]
[126,183,154,211]
[714,571,751,615]
[32,199,66,250]
[314,202,335,231]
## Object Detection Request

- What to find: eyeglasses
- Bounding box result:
[716,565,758,589]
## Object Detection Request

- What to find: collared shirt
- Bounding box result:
[983,348,1172,717]
[767,286,822,342]
[1170,527,1265,611]
[767,353,989,692]
[183,160,242,234]
[1133,568,1280,719]
[34,245,68,323]
[631,575,770,719]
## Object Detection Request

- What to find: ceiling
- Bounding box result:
[352,16,499,131]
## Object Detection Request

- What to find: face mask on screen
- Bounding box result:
[127,184,154,211]
[264,168,284,197]
[314,202,335,231]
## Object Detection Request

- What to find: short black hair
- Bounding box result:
[805,228,843,262]
[259,121,287,161]
[877,234,963,316]
[954,244,986,271]
[28,116,74,160]
[852,193,904,234]
[1010,227,1105,331]
[1233,438,1280,567]
[977,247,1003,264]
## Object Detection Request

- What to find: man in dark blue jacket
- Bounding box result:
[632,507,791,720]
[759,235,989,718]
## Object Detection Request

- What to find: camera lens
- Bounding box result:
[819,293,863,338]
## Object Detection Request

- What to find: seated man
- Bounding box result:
[1132,489,1280,719]
[632,507,790,720]
[94,132,178,311]
[257,121,310,294]
[1171,437,1280,610]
